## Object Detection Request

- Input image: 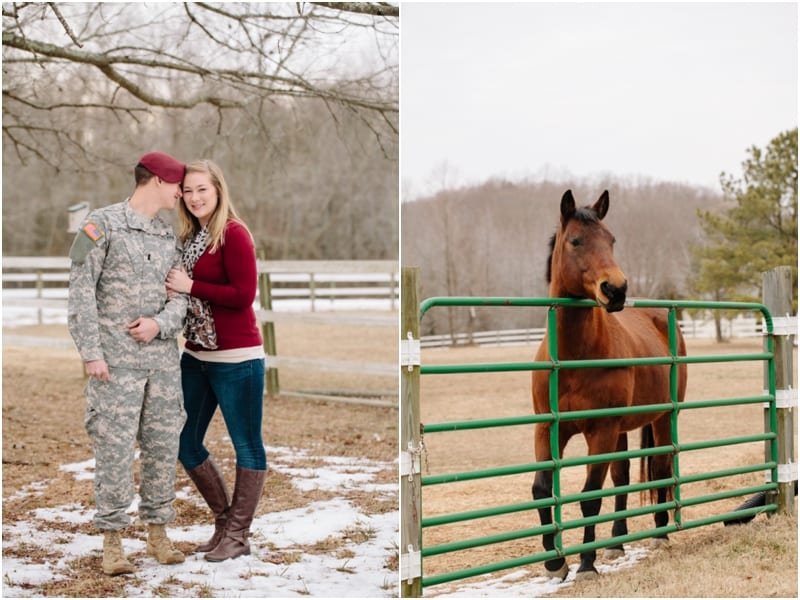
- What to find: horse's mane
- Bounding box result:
[545,207,600,284]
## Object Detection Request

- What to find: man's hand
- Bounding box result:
[85,359,111,381]
[128,317,160,344]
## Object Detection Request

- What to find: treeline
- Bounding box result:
[401,178,721,336]
[2,99,398,260]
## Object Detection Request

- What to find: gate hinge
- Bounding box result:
[401,332,421,371]
[764,315,797,337]
[762,387,797,409]
[779,462,798,483]
[400,545,422,583]
[765,463,799,483]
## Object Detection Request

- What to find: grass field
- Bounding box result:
[419,338,797,597]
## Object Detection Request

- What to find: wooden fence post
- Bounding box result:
[762,266,796,516]
[400,267,422,597]
[36,270,43,325]
[391,269,398,310]
[259,254,280,398]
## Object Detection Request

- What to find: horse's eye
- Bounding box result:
[570,238,582,247]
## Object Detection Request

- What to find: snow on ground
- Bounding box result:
[423,545,651,597]
[2,447,399,598]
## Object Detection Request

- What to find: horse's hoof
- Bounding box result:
[545,562,569,581]
[575,569,599,581]
[650,536,670,548]
[603,547,625,560]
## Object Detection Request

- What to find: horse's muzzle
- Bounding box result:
[600,280,627,312]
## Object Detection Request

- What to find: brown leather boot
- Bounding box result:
[185,457,231,552]
[205,467,265,562]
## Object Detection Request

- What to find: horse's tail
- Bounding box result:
[639,423,674,505]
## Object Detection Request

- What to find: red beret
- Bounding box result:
[137,152,185,184]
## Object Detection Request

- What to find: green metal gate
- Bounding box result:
[399,268,795,597]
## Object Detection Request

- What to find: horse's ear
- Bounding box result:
[593,190,610,220]
[560,190,576,227]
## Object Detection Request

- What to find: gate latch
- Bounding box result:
[400,440,424,481]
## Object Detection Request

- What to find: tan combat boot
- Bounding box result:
[146,524,185,564]
[102,530,135,575]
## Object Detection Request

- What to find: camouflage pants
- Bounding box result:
[85,366,186,531]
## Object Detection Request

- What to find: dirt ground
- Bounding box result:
[2,319,397,491]
[1,318,398,597]
[419,338,798,597]
[2,322,797,597]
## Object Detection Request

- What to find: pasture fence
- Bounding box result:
[399,266,796,596]
[3,256,398,407]
[420,316,761,349]
[2,257,398,316]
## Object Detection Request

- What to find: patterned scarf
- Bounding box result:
[182,226,218,349]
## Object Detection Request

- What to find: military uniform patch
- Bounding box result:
[70,220,105,264]
[83,222,104,242]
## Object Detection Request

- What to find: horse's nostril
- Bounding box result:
[601,281,627,299]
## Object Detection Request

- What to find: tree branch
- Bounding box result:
[3,89,148,114]
[47,2,83,47]
[2,2,397,170]
[309,2,399,17]
[3,31,397,113]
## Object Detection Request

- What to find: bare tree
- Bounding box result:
[2,2,397,260]
[2,2,397,169]
[402,179,720,336]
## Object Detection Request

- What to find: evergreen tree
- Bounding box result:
[691,129,798,323]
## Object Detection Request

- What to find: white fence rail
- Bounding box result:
[3,256,399,407]
[2,257,399,320]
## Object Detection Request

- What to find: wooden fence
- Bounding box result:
[2,257,398,312]
[3,256,398,407]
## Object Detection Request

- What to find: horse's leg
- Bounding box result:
[649,415,674,545]
[532,423,569,579]
[576,429,617,580]
[604,433,629,559]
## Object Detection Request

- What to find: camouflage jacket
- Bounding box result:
[68,200,187,370]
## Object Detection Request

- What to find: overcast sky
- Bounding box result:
[401,2,798,200]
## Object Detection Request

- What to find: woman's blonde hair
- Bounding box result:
[177,159,247,253]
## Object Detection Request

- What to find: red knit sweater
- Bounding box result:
[185,220,263,352]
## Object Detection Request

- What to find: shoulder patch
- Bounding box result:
[70,221,105,264]
[82,222,104,242]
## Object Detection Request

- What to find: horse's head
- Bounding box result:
[547,189,628,312]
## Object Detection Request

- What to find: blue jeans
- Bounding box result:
[178,353,267,471]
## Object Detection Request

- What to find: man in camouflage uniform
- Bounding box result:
[68,152,189,575]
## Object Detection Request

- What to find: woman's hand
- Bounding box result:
[166,266,193,295]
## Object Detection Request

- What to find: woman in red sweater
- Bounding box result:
[166,159,266,562]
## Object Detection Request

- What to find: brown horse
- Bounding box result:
[531,190,687,580]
